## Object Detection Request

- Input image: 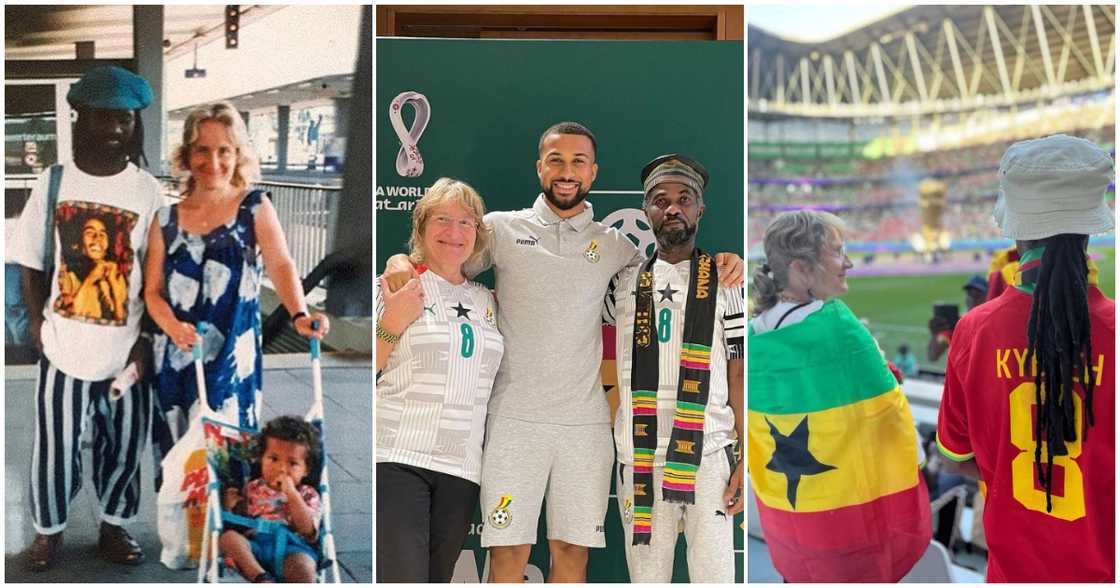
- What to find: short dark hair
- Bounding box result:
[538,121,597,157]
[259,415,321,482]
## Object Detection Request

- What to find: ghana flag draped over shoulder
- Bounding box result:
[747,299,931,582]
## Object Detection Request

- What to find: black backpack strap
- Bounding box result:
[774,301,813,330]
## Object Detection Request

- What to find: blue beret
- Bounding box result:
[67,66,153,110]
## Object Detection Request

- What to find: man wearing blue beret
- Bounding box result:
[12,65,164,571]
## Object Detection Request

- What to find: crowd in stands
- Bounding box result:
[748,124,1115,247]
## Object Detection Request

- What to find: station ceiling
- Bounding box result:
[5,5,281,61]
[6,5,353,114]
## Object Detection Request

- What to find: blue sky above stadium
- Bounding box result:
[748,4,910,42]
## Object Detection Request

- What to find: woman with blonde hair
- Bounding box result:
[144,101,329,438]
[746,210,930,582]
[749,210,851,331]
[376,177,503,582]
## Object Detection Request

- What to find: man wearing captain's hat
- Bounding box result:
[12,65,164,571]
[604,154,743,581]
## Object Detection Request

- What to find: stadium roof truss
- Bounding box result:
[749,5,1116,118]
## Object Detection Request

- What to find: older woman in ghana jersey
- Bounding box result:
[746,210,931,582]
[143,101,329,443]
[375,177,504,583]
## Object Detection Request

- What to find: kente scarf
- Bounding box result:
[630,248,718,545]
[1014,245,1044,294]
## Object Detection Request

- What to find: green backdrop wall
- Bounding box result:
[376,37,744,583]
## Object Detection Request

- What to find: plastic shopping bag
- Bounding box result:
[157,413,207,569]
[157,400,239,570]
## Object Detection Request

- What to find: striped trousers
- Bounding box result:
[30,359,152,534]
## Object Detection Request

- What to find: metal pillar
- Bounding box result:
[324,5,371,317]
[332,97,350,135]
[133,5,164,172]
[276,104,290,173]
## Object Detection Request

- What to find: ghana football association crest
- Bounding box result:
[584,240,601,263]
[484,307,496,327]
[623,498,633,524]
[489,495,513,529]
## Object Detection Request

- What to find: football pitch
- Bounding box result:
[840,247,1115,373]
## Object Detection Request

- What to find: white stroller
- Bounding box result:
[195,323,342,582]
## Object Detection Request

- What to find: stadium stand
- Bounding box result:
[749,118,1115,248]
[748,4,1116,251]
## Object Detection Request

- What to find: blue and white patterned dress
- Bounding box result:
[153,189,264,430]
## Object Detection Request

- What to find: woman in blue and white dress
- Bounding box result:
[143,101,328,444]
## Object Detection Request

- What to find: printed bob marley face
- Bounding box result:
[52,202,137,325]
[81,217,110,261]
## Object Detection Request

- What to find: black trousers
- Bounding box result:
[376,462,480,582]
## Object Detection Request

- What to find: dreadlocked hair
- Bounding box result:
[1025,233,1094,513]
[126,111,148,168]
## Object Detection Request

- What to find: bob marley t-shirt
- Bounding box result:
[12,163,163,381]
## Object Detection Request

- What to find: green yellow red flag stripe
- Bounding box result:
[936,438,975,462]
[747,299,931,582]
[748,387,922,512]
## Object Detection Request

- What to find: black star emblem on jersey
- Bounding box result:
[450,302,472,319]
[765,416,835,509]
[423,304,436,315]
[657,283,680,302]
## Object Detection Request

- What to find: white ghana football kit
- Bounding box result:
[375,271,504,484]
[605,258,744,582]
[476,195,641,548]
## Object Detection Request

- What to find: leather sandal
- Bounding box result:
[98,522,145,565]
[27,532,62,572]
[251,571,276,583]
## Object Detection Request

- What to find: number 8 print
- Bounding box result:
[1008,382,1085,521]
[658,308,672,343]
[460,323,475,358]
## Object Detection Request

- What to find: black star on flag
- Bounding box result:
[450,302,472,319]
[765,416,835,509]
[657,283,680,302]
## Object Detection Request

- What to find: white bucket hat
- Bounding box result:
[993,133,1115,240]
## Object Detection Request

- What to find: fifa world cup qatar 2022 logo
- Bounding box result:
[389,91,430,178]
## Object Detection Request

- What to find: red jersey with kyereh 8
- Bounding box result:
[937,285,1115,582]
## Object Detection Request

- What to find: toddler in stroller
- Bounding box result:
[219,416,322,582]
